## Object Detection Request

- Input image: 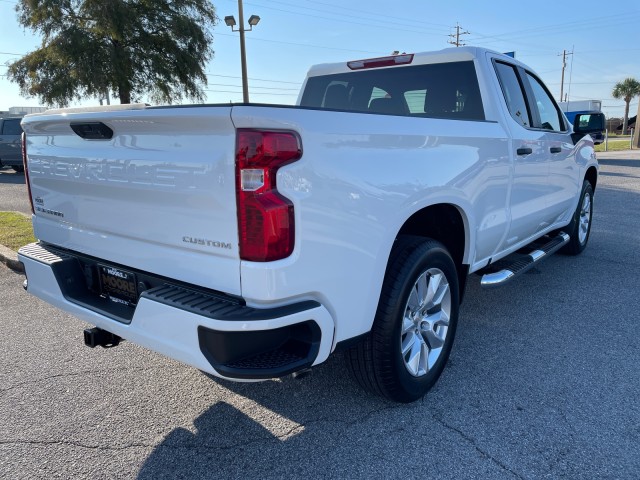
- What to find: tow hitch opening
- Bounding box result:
[84,327,121,348]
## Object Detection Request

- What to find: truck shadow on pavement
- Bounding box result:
[135,355,425,479]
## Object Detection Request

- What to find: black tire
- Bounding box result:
[561,180,593,255]
[12,165,24,173]
[346,236,459,403]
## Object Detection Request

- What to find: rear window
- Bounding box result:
[1,119,23,135]
[300,61,485,121]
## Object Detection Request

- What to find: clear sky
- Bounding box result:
[1,0,639,119]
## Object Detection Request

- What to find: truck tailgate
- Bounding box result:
[22,105,241,295]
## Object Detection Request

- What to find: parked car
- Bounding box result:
[0,116,25,172]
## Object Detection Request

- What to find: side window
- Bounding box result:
[321,81,350,110]
[368,87,391,108]
[1,119,23,135]
[494,62,531,128]
[404,89,427,114]
[525,72,565,132]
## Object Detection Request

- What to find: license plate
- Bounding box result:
[98,265,138,306]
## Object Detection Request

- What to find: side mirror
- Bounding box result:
[573,112,605,134]
[572,112,605,145]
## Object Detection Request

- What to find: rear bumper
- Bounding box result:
[18,243,335,380]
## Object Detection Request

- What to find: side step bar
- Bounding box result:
[480,232,570,288]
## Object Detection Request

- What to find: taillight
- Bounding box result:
[22,132,35,215]
[236,129,302,262]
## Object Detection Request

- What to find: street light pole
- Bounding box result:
[225,1,260,103]
[237,0,249,103]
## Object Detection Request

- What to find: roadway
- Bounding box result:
[1,152,639,478]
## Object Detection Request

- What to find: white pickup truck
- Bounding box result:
[18,47,603,402]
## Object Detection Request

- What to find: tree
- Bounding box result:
[612,77,640,135]
[7,0,217,106]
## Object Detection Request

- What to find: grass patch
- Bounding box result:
[0,211,36,251]
[595,140,633,153]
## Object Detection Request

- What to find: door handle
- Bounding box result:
[550,147,562,153]
[516,147,533,156]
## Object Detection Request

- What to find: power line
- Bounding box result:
[602,102,638,108]
[3,31,382,61]
[1,51,302,87]
[546,81,623,85]
[468,13,640,56]
[472,12,639,44]
[252,0,450,33]
[300,0,451,30]
[0,71,301,89]
[241,1,448,38]
[574,47,640,54]
[571,56,617,78]
[215,31,382,55]
[203,89,296,96]
[566,45,575,102]
[205,73,301,85]
[206,82,298,91]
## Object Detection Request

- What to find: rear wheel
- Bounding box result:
[346,236,459,403]
[562,180,593,255]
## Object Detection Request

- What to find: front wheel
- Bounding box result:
[346,236,459,403]
[562,180,594,255]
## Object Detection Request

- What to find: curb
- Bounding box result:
[0,244,24,274]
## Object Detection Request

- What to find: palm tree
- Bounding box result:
[612,78,640,135]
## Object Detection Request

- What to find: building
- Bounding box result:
[8,106,47,115]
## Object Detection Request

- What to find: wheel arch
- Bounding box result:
[395,203,470,302]
[585,165,598,191]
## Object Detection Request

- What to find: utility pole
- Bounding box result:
[448,23,469,47]
[634,99,640,148]
[558,49,573,102]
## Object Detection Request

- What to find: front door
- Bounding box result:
[494,61,554,248]
[523,71,579,224]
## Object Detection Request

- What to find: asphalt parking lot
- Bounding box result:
[1,153,639,479]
